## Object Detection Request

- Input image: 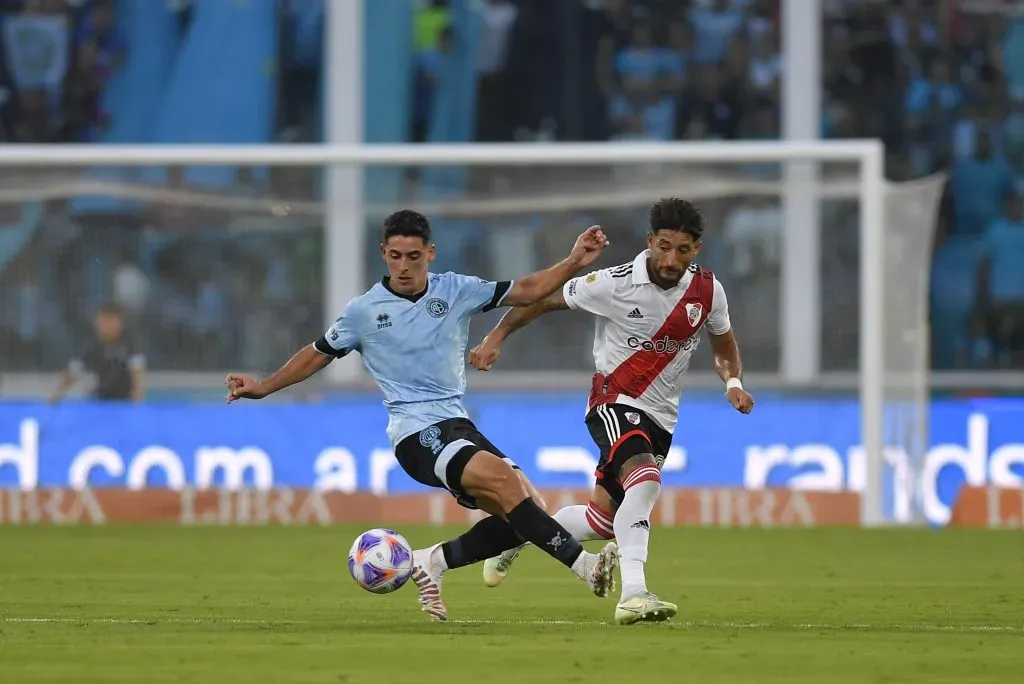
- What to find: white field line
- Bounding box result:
[3,617,1022,633]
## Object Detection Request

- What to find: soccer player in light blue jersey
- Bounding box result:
[225,209,620,621]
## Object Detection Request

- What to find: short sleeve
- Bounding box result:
[706,277,732,336]
[314,300,363,358]
[125,337,146,371]
[453,273,513,316]
[563,269,617,317]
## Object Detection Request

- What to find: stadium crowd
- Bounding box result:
[0,0,1022,378]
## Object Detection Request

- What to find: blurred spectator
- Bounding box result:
[659,21,692,93]
[474,0,518,142]
[414,0,450,53]
[1004,90,1024,175]
[950,130,1016,235]
[1,0,71,119]
[74,0,125,73]
[678,64,742,140]
[998,13,1024,96]
[61,38,106,141]
[688,0,745,66]
[279,0,323,138]
[50,303,146,403]
[977,191,1024,366]
[412,24,452,143]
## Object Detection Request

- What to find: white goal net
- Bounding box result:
[0,142,945,524]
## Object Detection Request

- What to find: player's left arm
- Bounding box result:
[706,278,754,414]
[501,226,608,306]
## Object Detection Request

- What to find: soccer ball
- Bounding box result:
[347,528,414,594]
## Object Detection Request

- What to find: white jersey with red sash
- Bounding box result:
[561,250,732,433]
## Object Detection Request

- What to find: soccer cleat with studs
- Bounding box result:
[583,542,620,598]
[614,591,678,625]
[482,548,521,588]
[411,545,447,622]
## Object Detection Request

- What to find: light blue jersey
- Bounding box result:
[314,272,513,446]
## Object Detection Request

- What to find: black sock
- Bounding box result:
[440,515,524,570]
[506,497,584,569]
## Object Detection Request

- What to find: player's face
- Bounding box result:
[94,312,123,341]
[647,229,701,287]
[381,236,435,294]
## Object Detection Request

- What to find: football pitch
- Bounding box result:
[1,525,1022,683]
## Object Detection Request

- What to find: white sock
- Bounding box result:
[555,504,606,542]
[497,504,607,562]
[421,544,448,574]
[613,465,662,600]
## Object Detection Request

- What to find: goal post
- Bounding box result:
[0,140,920,527]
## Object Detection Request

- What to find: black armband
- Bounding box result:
[482,281,513,312]
[313,336,349,358]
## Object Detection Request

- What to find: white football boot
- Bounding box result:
[410,544,447,622]
[482,547,522,588]
[614,591,678,625]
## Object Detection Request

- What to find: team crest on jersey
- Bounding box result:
[426,297,449,318]
[685,302,703,327]
[585,272,598,284]
[624,412,641,425]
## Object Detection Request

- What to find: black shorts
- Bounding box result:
[393,417,519,510]
[585,403,672,506]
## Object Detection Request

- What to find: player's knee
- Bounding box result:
[463,452,527,510]
[489,465,528,511]
[517,471,547,512]
[620,456,662,495]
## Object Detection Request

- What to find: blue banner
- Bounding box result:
[1,396,1022,526]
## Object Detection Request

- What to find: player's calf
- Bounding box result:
[612,454,662,601]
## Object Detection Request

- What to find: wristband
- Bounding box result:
[725,377,743,392]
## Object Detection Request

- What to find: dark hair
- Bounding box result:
[96,303,123,317]
[648,198,704,240]
[382,209,432,244]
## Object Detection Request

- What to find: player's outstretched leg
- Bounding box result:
[459,451,618,597]
[612,459,677,625]
[483,501,613,588]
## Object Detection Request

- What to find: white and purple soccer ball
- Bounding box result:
[348,528,414,594]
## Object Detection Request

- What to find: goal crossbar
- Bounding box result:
[0,140,882,166]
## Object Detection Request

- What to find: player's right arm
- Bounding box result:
[470,268,617,371]
[225,301,362,402]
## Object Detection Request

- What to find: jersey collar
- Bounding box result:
[381,276,428,303]
[631,250,652,285]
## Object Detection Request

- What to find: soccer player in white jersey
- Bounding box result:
[469,198,755,625]
[224,210,620,622]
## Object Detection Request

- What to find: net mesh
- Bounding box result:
[0,159,943,404]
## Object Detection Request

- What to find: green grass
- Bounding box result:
[1,526,1022,683]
